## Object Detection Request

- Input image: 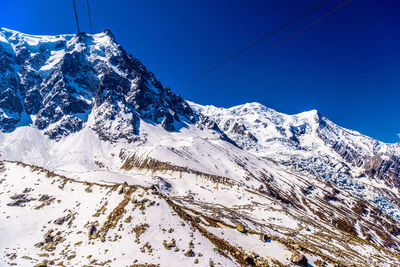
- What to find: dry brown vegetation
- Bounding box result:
[121,154,235,187]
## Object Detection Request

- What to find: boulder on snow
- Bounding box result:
[243,255,255,265]
[163,239,176,250]
[184,249,195,257]
[294,243,302,250]
[89,225,97,239]
[290,251,308,266]
[43,229,54,243]
[44,242,55,251]
[261,234,271,242]
[236,222,246,233]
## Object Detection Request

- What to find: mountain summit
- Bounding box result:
[0,28,194,141]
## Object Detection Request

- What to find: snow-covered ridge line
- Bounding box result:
[189,100,397,145]
[1,27,105,37]
[190,101,400,221]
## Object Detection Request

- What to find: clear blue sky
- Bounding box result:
[1,0,399,142]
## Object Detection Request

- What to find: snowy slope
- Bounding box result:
[2,156,400,266]
[2,116,400,266]
[0,161,239,266]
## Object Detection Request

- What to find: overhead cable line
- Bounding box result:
[86,0,94,34]
[181,0,329,89]
[72,0,81,34]
[201,0,353,92]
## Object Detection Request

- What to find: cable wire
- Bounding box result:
[86,0,94,34]
[200,0,353,92]
[72,0,81,34]
[181,0,329,89]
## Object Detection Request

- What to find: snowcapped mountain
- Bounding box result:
[192,102,400,219]
[1,28,400,266]
[0,27,195,141]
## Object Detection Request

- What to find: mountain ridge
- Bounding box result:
[1,28,400,266]
[191,101,400,219]
[0,27,196,141]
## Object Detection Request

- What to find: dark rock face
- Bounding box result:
[363,154,400,189]
[0,42,23,131]
[231,122,246,135]
[289,124,307,143]
[318,115,400,194]
[44,115,84,140]
[196,113,238,147]
[0,88,23,130]
[247,132,258,142]
[0,28,195,141]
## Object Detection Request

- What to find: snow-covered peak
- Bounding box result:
[191,101,320,126]
[191,101,322,151]
[191,101,400,220]
[0,27,115,44]
[191,100,398,156]
[0,28,195,141]
[1,27,73,44]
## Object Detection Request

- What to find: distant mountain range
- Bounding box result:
[1,28,400,266]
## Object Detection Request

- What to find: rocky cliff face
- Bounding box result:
[0,28,194,141]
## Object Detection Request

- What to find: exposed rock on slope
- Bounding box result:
[0,161,238,266]
[3,160,400,266]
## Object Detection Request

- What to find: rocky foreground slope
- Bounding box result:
[1,28,400,266]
